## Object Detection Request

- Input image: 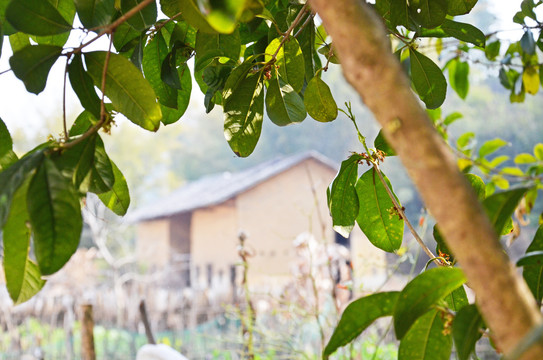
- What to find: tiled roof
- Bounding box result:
[127,151,337,222]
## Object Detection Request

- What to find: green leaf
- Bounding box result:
[265,73,306,126]
[410,0,448,29]
[31,0,76,47]
[304,76,338,122]
[485,40,501,61]
[478,138,507,158]
[447,0,478,16]
[9,45,63,94]
[0,151,44,228]
[142,31,178,109]
[394,267,466,339]
[0,117,12,157]
[409,48,447,109]
[0,0,16,35]
[448,58,469,99]
[160,0,216,34]
[0,150,19,172]
[198,0,246,34]
[195,29,240,71]
[374,130,396,156]
[160,64,192,125]
[121,0,157,31]
[465,173,486,201]
[3,179,46,304]
[161,49,181,90]
[5,0,72,35]
[433,226,453,261]
[113,21,141,52]
[398,310,452,360]
[224,71,264,157]
[222,55,256,102]
[441,19,485,48]
[98,160,130,216]
[483,187,529,236]
[515,153,537,164]
[68,53,102,119]
[85,51,162,131]
[9,33,31,53]
[443,111,463,125]
[355,169,403,252]
[323,292,399,359]
[517,251,543,267]
[453,304,483,360]
[328,154,363,238]
[521,29,536,56]
[74,0,115,29]
[535,144,543,161]
[389,0,409,28]
[523,226,543,302]
[296,15,317,82]
[265,37,305,93]
[502,167,525,176]
[87,136,115,194]
[130,34,144,70]
[28,157,82,275]
[457,132,474,149]
[445,286,468,311]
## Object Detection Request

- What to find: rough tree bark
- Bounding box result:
[309,0,543,357]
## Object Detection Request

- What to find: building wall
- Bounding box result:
[235,158,337,287]
[190,199,238,289]
[136,219,171,268]
[137,157,387,292]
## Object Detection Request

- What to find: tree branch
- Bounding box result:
[70,0,155,55]
[309,0,543,357]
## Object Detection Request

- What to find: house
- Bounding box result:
[128,151,386,294]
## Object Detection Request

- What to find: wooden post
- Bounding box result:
[139,300,156,344]
[81,304,96,360]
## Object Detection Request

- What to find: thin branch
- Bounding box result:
[99,34,114,122]
[342,102,441,265]
[60,32,114,150]
[62,56,70,142]
[0,68,12,76]
[271,3,309,60]
[153,12,183,34]
[293,12,315,38]
[70,0,155,55]
[372,162,441,264]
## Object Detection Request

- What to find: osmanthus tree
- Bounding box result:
[1,0,543,358]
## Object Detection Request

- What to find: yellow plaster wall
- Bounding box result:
[190,199,238,288]
[235,159,336,284]
[136,219,171,268]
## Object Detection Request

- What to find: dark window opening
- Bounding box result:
[335,232,351,248]
[206,263,213,287]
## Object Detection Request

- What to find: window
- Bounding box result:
[335,232,351,248]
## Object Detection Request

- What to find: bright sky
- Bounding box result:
[0,0,528,143]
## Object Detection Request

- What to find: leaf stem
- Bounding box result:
[62,56,70,142]
[0,68,12,76]
[373,162,440,264]
[153,12,183,34]
[60,32,115,150]
[271,3,309,60]
[293,12,314,38]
